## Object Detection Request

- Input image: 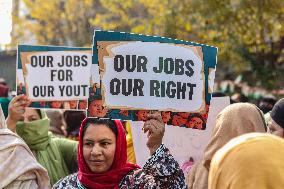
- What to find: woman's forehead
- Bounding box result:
[24,108,40,116]
[84,124,116,139]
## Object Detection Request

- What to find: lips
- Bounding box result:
[89,159,104,165]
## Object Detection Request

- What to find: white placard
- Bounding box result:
[100,41,205,112]
[21,51,92,101]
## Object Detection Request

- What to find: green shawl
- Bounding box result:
[16,110,77,185]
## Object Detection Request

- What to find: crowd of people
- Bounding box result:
[1,74,284,188]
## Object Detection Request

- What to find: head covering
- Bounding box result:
[209,133,284,189]
[185,103,267,189]
[203,103,266,168]
[16,110,51,150]
[270,98,284,128]
[259,95,277,114]
[0,104,6,129]
[0,106,50,188]
[78,118,140,189]
[16,109,75,185]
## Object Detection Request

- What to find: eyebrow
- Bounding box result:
[84,138,113,143]
[28,115,37,117]
[28,115,39,119]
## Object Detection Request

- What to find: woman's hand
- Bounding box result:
[6,95,30,132]
[143,112,165,155]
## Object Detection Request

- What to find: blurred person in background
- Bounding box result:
[186,103,266,189]
[231,92,248,103]
[46,109,67,137]
[63,110,86,141]
[0,104,50,188]
[209,133,284,189]
[6,95,78,185]
[258,95,277,114]
[267,98,284,138]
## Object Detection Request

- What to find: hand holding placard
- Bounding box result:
[143,112,165,155]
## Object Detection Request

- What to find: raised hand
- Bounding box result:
[6,95,30,132]
[142,112,165,155]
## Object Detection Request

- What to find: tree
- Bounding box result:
[12,0,98,46]
[194,0,284,89]
[12,0,284,89]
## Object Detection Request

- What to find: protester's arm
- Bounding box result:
[120,145,187,189]
[6,95,29,132]
[125,113,187,188]
[143,144,187,188]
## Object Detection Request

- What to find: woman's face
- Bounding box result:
[161,111,171,123]
[89,100,107,117]
[51,101,62,108]
[172,115,186,126]
[23,108,41,122]
[79,100,87,109]
[267,118,284,138]
[69,100,77,109]
[188,117,203,129]
[83,124,116,173]
[136,110,149,121]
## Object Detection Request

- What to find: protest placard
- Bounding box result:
[17,45,92,110]
[90,31,217,128]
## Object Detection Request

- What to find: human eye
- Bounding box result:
[29,116,39,122]
[101,141,111,147]
[84,141,93,147]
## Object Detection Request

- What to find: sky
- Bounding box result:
[0,0,12,45]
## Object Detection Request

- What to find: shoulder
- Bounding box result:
[50,136,78,147]
[186,161,208,189]
[53,173,78,189]
[119,168,146,188]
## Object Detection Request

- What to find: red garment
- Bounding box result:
[78,118,140,189]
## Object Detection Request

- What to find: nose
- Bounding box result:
[95,105,102,111]
[91,144,102,156]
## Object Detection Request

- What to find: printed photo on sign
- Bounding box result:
[89,31,217,129]
[131,96,231,168]
[17,45,92,110]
